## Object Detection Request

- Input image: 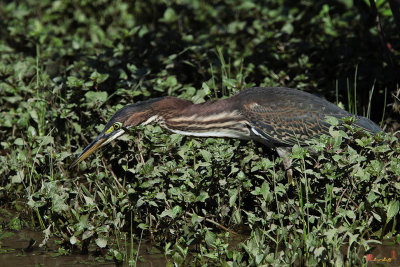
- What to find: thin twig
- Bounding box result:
[344,192,360,210]
[102,158,125,191]
[135,132,145,165]
[335,188,347,213]
[185,211,239,235]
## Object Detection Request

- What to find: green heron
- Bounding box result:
[70,87,382,178]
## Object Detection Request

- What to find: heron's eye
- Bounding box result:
[114,122,120,130]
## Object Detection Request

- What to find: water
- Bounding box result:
[0,229,166,267]
[1,227,399,266]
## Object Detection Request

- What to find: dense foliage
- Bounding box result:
[1,0,399,265]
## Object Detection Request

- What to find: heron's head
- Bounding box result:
[70,99,161,168]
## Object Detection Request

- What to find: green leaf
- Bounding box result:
[372,211,382,222]
[314,247,326,258]
[160,206,182,219]
[205,231,216,247]
[338,0,353,8]
[292,144,307,159]
[281,23,293,34]
[53,193,69,213]
[77,214,89,231]
[195,191,209,202]
[14,138,24,146]
[11,170,24,184]
[387,200,399,222]
[367,191,378,203]
[112,249,123,261]
[171,205,182,218]
[191,212,203,225]
[261,158,274,170]
[325,116,339,126]
[82,230,94,240]
[346,210,356,220]
[8,217,22,230]
[70,236,77,245]
[66,76,83,87]
[85,91,108,106]
[162,8,177,23]
[83,195,95,205]
[3,95,22,104]
[238,1,256,10]
[40,136,54,146]
[155,192,166,200]
[29,109,39,123]
[90,71,109,83]
[260,181,271,201]
[229,189,238,207]
[95,237,107,248]
[200,149,212,162]
[138,223,149,230]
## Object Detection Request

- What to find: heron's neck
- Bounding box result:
[145,97,251,139]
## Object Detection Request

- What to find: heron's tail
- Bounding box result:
[355,116,382,134]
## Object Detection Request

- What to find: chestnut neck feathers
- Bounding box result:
[111,87,381,148]
[136,96,251,139]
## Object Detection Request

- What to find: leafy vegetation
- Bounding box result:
[1,0,399,265]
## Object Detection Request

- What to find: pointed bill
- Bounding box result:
[69,129,125,169]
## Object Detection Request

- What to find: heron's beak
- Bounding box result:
[70,128,125,169]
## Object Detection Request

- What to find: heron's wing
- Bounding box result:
[242,101,334,147]
[236,87,382,147]
[236,88,352,147]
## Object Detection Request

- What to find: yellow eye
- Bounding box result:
[106,122,122,134]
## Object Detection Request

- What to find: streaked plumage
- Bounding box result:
[70,87,382,176]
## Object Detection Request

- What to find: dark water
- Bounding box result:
[0,229,165,267]
[1,228,399,266]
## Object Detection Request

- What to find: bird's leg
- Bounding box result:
[276,147,294,185]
